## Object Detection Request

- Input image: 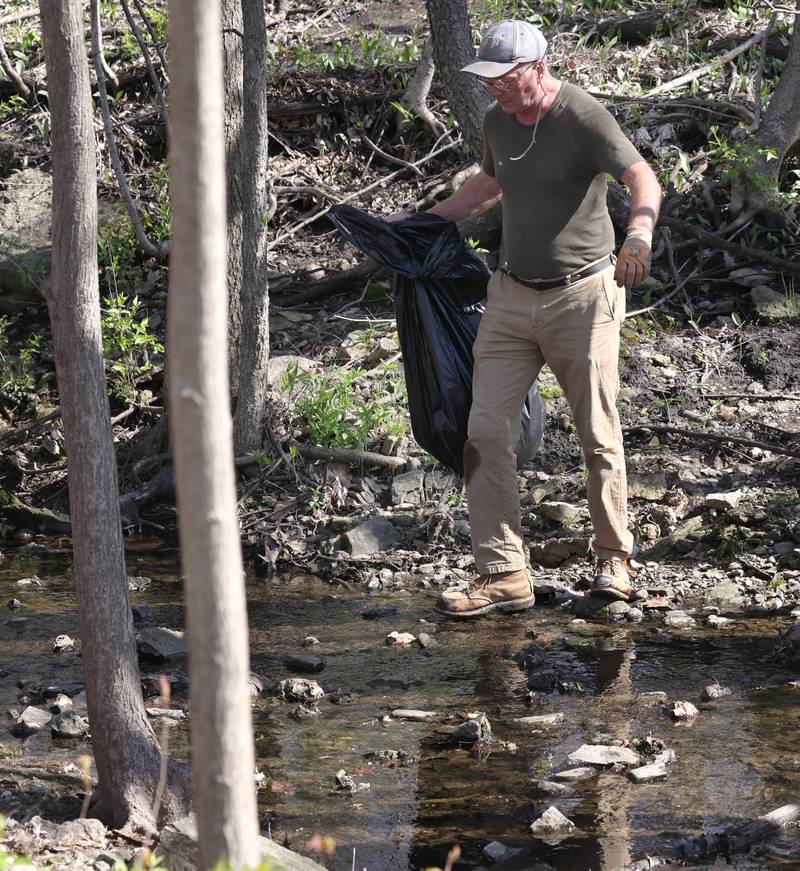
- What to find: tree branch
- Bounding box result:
[119,0,169,132]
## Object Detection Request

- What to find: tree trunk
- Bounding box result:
[39,0,190,833]
[731,0,800,217]
[232,0,271,455]
[426,0,490,159]
[222,0,244,380]
[167,1,260,868]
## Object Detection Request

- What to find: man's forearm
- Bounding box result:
[625,162,662,234]
[427,170,501,223]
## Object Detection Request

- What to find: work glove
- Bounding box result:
[614,227,652,290]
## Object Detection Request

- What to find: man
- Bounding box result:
[424,20,662,617]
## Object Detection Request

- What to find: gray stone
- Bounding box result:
[704,583,745,610]
[639,515,704,561]
[280,678,325,702]
[750,285,797,322]
[530,806,575,835]
[629,762,668,783]
[568,744,640,767]
[283,654,325,673]
[483,841,521,864]
[627,472,668,501]
[515,712,564,727]
[453,715,490,744]
[606,600,631,619]
[159,814,326,870]
[707,614,732,627]
[667,700,699,720]
[701,684,731,701]
[529,778,571,796]
[52,633,75,653]
[704,490,744,510]
[552,766,596,782]
[136,626,187,660]
[386,631,416,646]
[730,266,775,287]
[29,816,106,847]
[145,708,187,722]
[572,596,615,619]
[0,169,52,311]
[11,706,52,737]
[391,709,437,721]
[267,355,320,395]
[340,517,398,557]
[417,632,439,649]
[49,694,73,714]
[334,768,370,793]
[626,607,644,623]
[538,501,582,525]
[664,610,696,629]
[51,710,88,738]
[530,535,591,567]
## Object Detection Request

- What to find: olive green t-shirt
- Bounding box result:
[482,82,643,279]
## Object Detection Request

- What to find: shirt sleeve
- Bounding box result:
[481,112,496,177]
[576,93,644,180]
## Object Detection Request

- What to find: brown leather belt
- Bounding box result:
[501,255,612,291]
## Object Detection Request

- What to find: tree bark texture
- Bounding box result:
[222,0,244,380]
[39,0,189,833]
[426,0,490,159]
[232,0,271,455]
[167,1,260,868]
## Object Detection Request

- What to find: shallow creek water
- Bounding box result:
[1,537,799,870]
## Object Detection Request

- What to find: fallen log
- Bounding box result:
[680,803,800,861]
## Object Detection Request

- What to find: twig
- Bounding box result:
[268,135,461,250]
[643,23,777,98]
[361,134,424,175]
[624,423,800,458]
[284,441,407,470]
[89,0,169,260]
[0,32,30,98]
[701,392,800,401]
[119,0,169,132]
[749,11,778,131]
[658,214,800,275]
[132,0,169,82]
[0,8,39,27]
[625,268,699,318]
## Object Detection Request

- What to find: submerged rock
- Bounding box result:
[391,709,437,721]
[483,841,522,863]
[667,700,699,720]
[529,779,571,796]
[701,684,731,701]
[385,631,416,646]
[552,766,596,782]
[283,654,325,673]
[280,678,325,702]
[136,626,187,660]
[568,744,640,767]
[11,706,52,737]
[51,710,89,738]
[334,769,370,794]
[629,762,668,783]
[530,806,575,835]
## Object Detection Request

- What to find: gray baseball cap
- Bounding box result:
[461,20,548,78]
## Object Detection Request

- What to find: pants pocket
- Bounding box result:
[600,272,616,322]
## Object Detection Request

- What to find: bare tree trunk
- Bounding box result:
[222,0,244,380]
[731,0,800,218]
[426,0,490,159]
[39,0,190,833]
[232,0,270,455]
[167,1,260,868]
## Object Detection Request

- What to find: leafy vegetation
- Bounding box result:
[101,294,163,403]
[0,317,42,412]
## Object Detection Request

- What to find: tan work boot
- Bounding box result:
[590,558,633,601]
[436,570,535,618]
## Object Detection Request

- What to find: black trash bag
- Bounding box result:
[328,204,545,476]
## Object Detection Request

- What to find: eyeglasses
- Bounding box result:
[479,62,534,92]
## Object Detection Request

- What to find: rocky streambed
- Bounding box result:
[1,536,799,870]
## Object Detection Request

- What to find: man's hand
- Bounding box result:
[614,228,652,290]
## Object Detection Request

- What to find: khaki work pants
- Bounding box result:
[465,265,634,574]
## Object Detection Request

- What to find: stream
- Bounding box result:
[1,536,799,870]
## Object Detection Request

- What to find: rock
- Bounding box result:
[654,748,678,765]
[386,631,416,646]
[483,841,521,864]
[131,604,155,624]
[335,769,370,793]
[664,610,696,629]
[51,710,89,738]
[145,708,187,722]
[750,285,797,322]
[7,598,22,610]
[280,678,324,702]
[29,816,106,847]
[391,709,437,721]
[704,583,745,610]
[49,694,73,714]
[283,654,325,673]
[303,635,320,646]
[362,606,398,620]
[606,600,631,619]
[530,806,576,835]
[159,814,326,871]
[515,712,564,726]
[340,517,398,557]
[626,607,644,623]
[290,704,321,720]
[627,472,668,501]
[530,535,591,567]
[136,626,187,660]
[571,596,615,619]
[568,744,640,767]
[639,515,703,561]
[730,266,775,287]
[417,632,439,649]
[701,683,731,701]
[552,766,596,782]
[453,714,491,744]
[0,168,52,311]
[11,706,52,737]
[529,778,571,796]
[704,490,743,510]
[707,614,732,627]
[526,669,559,692]
[127,576,152,592]
[629,762,668,783]
[390,470,426,506]
[538,501,582,525]
[267,355,320,395]
[52,634,75,653]
[667,700,699,720]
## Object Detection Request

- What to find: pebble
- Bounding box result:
[303,635,320,646]
[707,614,732,627]
[52,634,75,653]
[417,632,438,649]
[334,769,370,793]
[7,599,22,610]
[279,678,325,702]
[530,806,575,835]
[386,631,416,646]
[701,684,732,701]
[667,700,699,720]
[664,610,696,629]
[552,766,596,782]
